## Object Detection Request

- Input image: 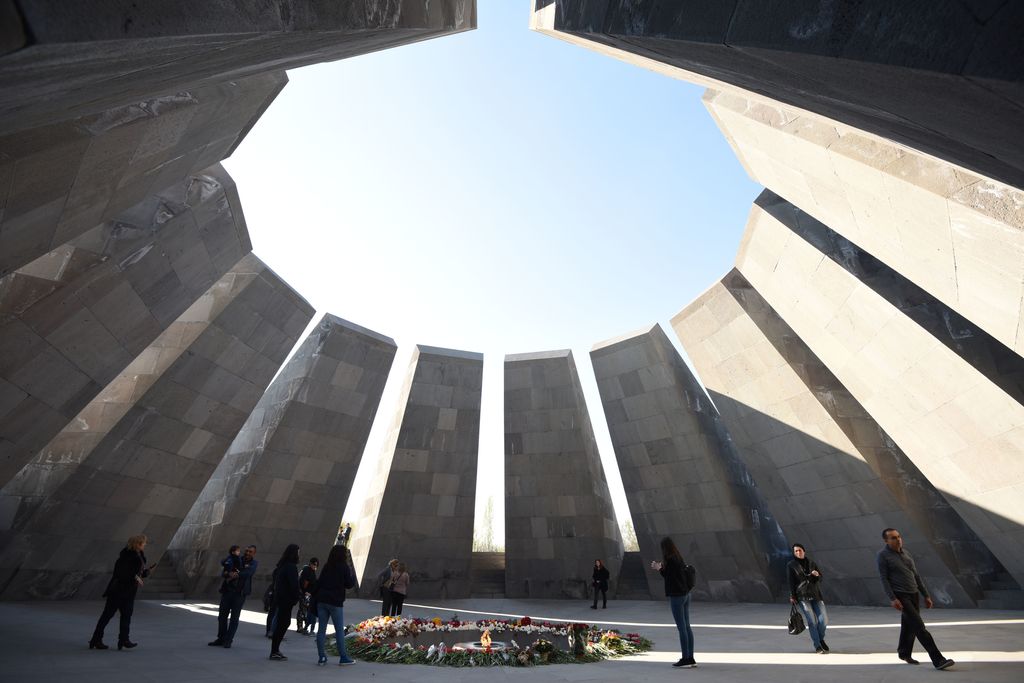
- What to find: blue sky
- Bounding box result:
[224,1,762,545]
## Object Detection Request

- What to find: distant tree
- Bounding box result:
[621,519,639,552]
[474,495,499,552]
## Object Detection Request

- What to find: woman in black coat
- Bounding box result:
[788,543,829,653]
[314,545,356,666]
[89,534,155,650]
[269,543,301,661]
[591,559,610,609]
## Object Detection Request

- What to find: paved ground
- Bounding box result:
[1,597,1021,682]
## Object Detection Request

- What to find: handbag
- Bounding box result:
[788,604,806,635]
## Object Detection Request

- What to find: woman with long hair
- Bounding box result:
[650,537,696,668]
[314,545,356,666]
[591,559,610,609]
[269,544,301,661]
[388,562,410,616]
[89,534,155,650]
[788,543,829,653]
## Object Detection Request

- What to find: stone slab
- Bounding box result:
[0,254,314,599]
[351,345,483,599]
[0,164,252,490]
[503,349,623,599]
[591,324,789,602]
[167,313,396,597]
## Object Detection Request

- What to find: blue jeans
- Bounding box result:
[798,599,828,649]
[317,602,353,663]
[669,594,694,659]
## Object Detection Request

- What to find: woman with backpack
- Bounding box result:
[650,536,696,668]
[269,544,301,661]
[788,543,828,654]
[314,545,357,666]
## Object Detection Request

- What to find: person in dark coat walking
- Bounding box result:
[89,534,155,650]
[877,528,955,670]
[788,543,829,653]
[591,559,610,609]
[269,544,301,661]
[314,545,357,666]
[650,537,696,668]
[209,544,258,648]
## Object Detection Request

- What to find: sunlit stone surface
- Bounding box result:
[735,191,1024,589]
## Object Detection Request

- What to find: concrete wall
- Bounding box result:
[0,164,252,490]
[0,255,313,599]
[531,1,1024,189]
[168,314,396,597]
[705,88,1024,358]
[591,324,789,602]
[1,1,477,132]
[504,350,622,599]
[0,73,284,277]
[351,345,482,599]
[736,191,1024,588]
[673,271,1002,606]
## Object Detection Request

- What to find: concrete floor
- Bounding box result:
[1,597,1022,682]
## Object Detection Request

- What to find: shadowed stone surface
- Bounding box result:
[0,72,284,277]
[0,255,314,599]
[531,1,1024,189]
[591,324,789,602]
[504,350,622,599]
[673,271,1006,607]
[0,164,252,490]
[168,314,396,597]
[705,88,1024,358]
[0,1,477,134]
[0,256,279,546]
[351,345,482,599]
[735,191,1024,589]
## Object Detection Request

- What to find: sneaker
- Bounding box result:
[208,640,224,647]
[820,640,830,653]
[900,655,920,665]
[815,647,825,654]
[936,659,955,670]
[672,658,688,668]
[269,652,287,661]
[682,658,697,668]
[338,659,356,666]
[318,656,327,666]
[222,642,231,649]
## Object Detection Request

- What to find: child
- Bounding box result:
[221,545,242,590]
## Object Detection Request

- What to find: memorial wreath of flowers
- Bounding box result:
[328,615,653,666]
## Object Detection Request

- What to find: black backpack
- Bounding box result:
[683,564,696,593]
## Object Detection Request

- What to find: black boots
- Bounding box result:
[117,640,137,650]
[88,639,108,650]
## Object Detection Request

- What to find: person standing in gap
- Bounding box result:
[591,559,610,609]
[877,528,955,670]
[650,537,696,668]
[376,559,398,616]
[788,543,829,653]
[388,562,410,616]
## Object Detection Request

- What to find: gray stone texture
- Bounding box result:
[591,324,789,602]
[0,73,284,277]
[0,1,477,133]
[674,270,1003,606]
[531,1,1024,189]
[167,314,396,597]
[351,346,482,600]
[504,350,623,599]
[0,255,314,599]
[0,164,252,491]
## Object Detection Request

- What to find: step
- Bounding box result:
[977,597,1024,610]
[988,580,1019,591]
[980,590,1024,609]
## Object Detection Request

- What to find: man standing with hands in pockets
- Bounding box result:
[877,528,955,670]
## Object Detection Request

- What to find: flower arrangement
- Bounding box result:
[330,615,653,667]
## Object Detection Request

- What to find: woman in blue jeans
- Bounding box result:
[650,536,696,668]
[315,545,357,666]
[788,543,828,653]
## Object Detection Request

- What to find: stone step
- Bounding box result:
[979,590,1024,610]
[469,592,505,599]
[988,579,1018,591]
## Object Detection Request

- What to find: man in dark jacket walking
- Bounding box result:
[877,529,955,670]
[209,545,258,648]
